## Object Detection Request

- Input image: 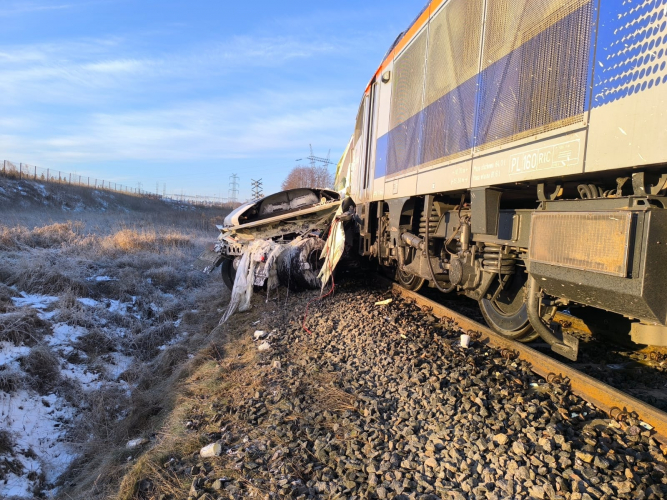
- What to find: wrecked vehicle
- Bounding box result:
[195,188,341,294]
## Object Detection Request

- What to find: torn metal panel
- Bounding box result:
[194,243,225,274]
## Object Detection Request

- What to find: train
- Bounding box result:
[333,0,667,360]
[203,0,667,361]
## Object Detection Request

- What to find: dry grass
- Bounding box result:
[100,229,193,255]
[0,198,234,499]
[128,323,177,361]
[309,373,358,413]
[0,259,88,296]
[73,385,132,446]
[20,346,62,394]
[0,429,14,455]
[75,329,117,357]
[0,367,23,393]
[0,283,16,313]
[0,221,87,250]
[0,309,50,346]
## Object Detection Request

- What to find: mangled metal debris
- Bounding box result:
[194,188,353,322]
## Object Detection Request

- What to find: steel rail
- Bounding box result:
[390,282,667,443]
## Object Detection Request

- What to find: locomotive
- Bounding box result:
[333,0,667,360]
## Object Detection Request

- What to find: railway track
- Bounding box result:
[389,281,667,446]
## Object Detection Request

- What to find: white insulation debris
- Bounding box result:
[220,239,285,324]
[318,204,346,290]
[220,203,350,323]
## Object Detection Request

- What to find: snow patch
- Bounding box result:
[0,341,30,365]
[12,292,58,310]
[48,324,87,352]
[85,275,116,282]
[0,391,75,498]
[77,297,99,307]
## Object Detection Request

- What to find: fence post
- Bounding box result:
[19,163,22,180]
[34,166,36,180]
[3,160,5,175]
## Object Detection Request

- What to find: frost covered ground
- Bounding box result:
[0,184,229,499]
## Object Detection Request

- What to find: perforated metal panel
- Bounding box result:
[421,0,483,165]
[424,0,483,107]
[389,29,428,129]
[529,211,633,277]
[592,0,667,108]
[386,29,428,177]
[475,0,592,151]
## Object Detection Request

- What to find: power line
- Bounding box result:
[251,178,263,200]
[228,173,239,204]
[299,145,336,167]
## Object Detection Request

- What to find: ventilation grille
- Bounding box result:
[389,29,428,129]
[475,0,592,151]
[421,0,483,166]
[386,29,428,177]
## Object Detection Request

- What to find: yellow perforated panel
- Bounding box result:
[529,212,633,277]
[475,0,592,151]
[481,0,590,71]
[389,28,428,130]
[421,0,484,165]
[424,0,483,108]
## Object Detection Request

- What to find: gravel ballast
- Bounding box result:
[141,279,667,500]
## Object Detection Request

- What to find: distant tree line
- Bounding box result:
[281,166,333,191]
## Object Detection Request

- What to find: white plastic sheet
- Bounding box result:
[220,239,285,324]
[317,204,345,290]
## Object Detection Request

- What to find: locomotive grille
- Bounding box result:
[529,212,633,277]
[421,0,483,166]
[389,29,428,129]
[387,28,428,176]
[475,0,592,151]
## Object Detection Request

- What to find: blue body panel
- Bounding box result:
[593,0,667,109]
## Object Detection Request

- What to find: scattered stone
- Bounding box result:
[126,438,148,449]
[150,281,667,499]
[493,433,509,445]
[253,330,267,340]
[199,443,222,458]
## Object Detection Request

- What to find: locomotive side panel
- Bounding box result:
[370,61,394,202]
[415,0,482,194]
[470,0,594,185]
[586,0,667,172]
[367,0,598,196]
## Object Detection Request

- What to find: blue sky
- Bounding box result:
[0,0,425,201]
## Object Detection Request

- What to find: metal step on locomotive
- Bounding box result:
[201,0,667,361]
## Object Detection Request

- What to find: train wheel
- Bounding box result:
[396,268,426,292]
[479,271,538,342]
[220,258,236,291]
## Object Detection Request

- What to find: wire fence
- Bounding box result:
[1,160,238,208]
